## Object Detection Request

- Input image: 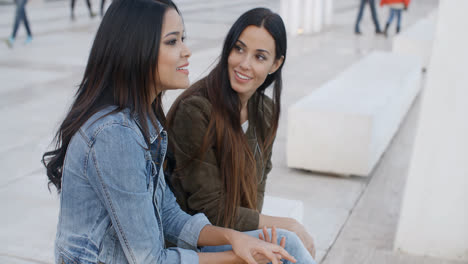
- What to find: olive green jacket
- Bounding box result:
[168,93,274,231]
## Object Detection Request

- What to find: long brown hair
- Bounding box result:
[42,0,180,192]
[167,7,287,228]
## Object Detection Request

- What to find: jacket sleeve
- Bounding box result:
[257,145,273,213]
[169,97,260,231]
[160,172,211,249]
[87,124,204,264]
[256,94,276,213]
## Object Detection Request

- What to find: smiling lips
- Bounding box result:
[234,70,253,83]
[177,63,189,75]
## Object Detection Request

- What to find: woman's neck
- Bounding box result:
[239,92,253,124]
[240,102,248,124]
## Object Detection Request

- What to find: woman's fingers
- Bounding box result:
[259,233,265,241]
[260,247,279,264]
[262,226,271,243]
[272,226,278,244]
[280,236,286,248]
[271,245,297,263]
[244,254,257,264]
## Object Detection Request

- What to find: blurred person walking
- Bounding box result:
[355,0,383,35]
[100,0,107,17]
[381,0,411,36]
[70,0,96,20]
[5,0,33,48]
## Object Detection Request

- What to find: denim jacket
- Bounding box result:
[55,106,210,264]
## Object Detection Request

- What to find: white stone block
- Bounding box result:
[393,15,437,70]
[262,195,304,224]
[287,51,422,176]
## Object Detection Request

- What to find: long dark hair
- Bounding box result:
[43,0,180,192]
[168,7,287,228]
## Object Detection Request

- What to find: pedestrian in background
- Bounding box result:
[5,0,33,48]
[381,0,411,36]
[70,0,96,20]
[100,0,107,17]
[354,0,383,35]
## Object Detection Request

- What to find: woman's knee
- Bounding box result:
[276,229,316,263]
[275,229,302,247]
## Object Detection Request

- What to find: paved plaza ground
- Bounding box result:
[2,0,464,263]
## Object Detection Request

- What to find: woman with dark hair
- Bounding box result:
[167,7,317,263]
[42,1,297,263]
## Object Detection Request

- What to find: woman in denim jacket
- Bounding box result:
[42,1,297,263]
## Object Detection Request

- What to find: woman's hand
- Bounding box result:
[259,215,316,259]
[228,229,296,264]
[257,226,286,263]
[258,226,286,248]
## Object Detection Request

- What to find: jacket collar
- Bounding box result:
[246,94,260,141]
[132,112,164,144]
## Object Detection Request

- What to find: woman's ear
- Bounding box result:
[269,55,285,75]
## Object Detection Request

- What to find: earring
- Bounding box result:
[268,72,272,75]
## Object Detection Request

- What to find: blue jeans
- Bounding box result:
[387,8,402,30]
[11,0,31,38]
[355,0,381,32]
[70,0,92,14]
[201,228,317,264]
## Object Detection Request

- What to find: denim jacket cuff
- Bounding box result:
[177,213,211,250]
[179,249,200,264]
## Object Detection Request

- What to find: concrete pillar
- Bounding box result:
[280,0,333,35]
[312,0,323,33]
[303,0,323,34]
[394,0,468,262]
[303,0,314,34]
[323,0,333,26]
[279,0,290,32]
[280,0,302,36]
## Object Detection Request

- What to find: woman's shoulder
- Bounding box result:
[80,107,144,145]
[175,94,213,117]
[257,93,275,119]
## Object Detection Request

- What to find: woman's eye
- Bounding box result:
[234,45,244,53]
[167,39,177,45]
[256,54,266,61]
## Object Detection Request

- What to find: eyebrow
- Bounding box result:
[164,31,181,38]
[237,40,271,55]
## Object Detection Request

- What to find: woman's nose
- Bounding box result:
[181,42,191,58]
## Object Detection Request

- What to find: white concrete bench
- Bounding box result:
[287,51,422,176]
[393,11,437,70]
[262,195,304,224]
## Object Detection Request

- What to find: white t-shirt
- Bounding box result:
[242,120,249,133]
